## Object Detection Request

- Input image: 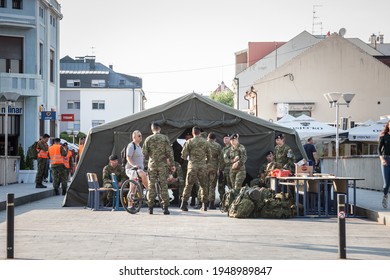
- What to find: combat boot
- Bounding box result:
[209,200,216,210]
[200,202,208,211]
[163,206,170,215]
[180,201,188,211]
[149,206,153,215]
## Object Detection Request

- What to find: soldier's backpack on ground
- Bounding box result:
[228,186,256,218]
[27,141,38,160]
[220,188,240,213]
[252,187,275,217]
[259,192,293,219]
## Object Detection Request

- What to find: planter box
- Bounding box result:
[18,170,37,184]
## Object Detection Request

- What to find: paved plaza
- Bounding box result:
[0,183,389,260]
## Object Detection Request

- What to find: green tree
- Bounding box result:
[18,144,27,170]
[25,154,34,170]
[210,91,234,107]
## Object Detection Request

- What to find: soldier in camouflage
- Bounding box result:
[250,151,281,187]
[227,134,247,189]
[206,132,223,209]
[274,134,295,173]
[221,134,232,198]
[102,154,128,207]
[167,161,184,205]
[48,138,68,195]
[35,133,50,188]
[142,122,176,215]
[180,126,211,212]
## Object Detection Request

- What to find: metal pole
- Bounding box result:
[338,193,346,259]
[335,103,339,176]
[4,101,8,186]
[7,193,15,259]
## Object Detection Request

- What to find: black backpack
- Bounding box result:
[27,141,38,160]
[120,142,136,167]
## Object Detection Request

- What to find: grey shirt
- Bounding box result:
[125,142,144,170]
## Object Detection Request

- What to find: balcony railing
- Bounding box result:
[0,73,43,97]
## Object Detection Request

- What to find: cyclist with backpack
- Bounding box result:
[35,134,50,188]
[125,130,148,189]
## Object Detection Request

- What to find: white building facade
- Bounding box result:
[252,34,390,125]
[0,0,62,153]
[60,56,145,135]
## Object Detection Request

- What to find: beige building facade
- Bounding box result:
[250,33,390,126]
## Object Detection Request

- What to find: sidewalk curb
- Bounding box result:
[0,189,54,211]
[355,205,389,227]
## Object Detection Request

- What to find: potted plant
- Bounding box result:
[17,144,37,184]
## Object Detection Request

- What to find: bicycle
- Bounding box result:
[120,167,163,214]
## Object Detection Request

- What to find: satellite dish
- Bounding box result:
[339,28,346,37]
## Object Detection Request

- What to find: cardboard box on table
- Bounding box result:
[296,166,318,193]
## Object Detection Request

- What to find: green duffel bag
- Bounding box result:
[220,188,240,213]
[259,198,292,219]
[228,197,255,219]
[228,187,255,218]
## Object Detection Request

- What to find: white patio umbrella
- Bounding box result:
[276,114,339,139]
[348,119,388,142]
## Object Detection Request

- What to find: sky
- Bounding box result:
[59,0,390,109]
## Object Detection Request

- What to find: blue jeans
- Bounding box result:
[381,156,390,195]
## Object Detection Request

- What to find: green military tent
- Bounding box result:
[63,92,305,207]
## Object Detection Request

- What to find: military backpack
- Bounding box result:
[27,141,38,160]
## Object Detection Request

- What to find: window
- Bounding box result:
[49,50,54,83]
[92,100,105,110]
[66,79,81,87]
[0,0,6,8]
[39,7,44,18]
[92,120,105,127]
[91,79,105,87]
[12,0,22,9]
[67,101,80,110]
[39,43,43,75]
[119,79,125,86]
[0,36,23,73]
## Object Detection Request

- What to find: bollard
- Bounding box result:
[337,193,346,259]
[6,193,15,259]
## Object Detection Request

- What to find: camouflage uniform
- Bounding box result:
[49,144,68,194]
[167,161,184,204]
[206,139,223,202]
[221,144,232,195]
[250,160,281,187]
[142,133,175,208]
[227,143,247,189]
[181,135,211,204]
[35,140,49,185]
[102,163,127,203]
[275,144,295,173]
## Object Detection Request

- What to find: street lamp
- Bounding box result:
[66,129,79,144]
[323,92,355,176]
[2,92,21,186]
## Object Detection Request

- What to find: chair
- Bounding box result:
[86,172,113,211]
[110,173,123,211]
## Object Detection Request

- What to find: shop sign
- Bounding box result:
[41,111,56,120]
